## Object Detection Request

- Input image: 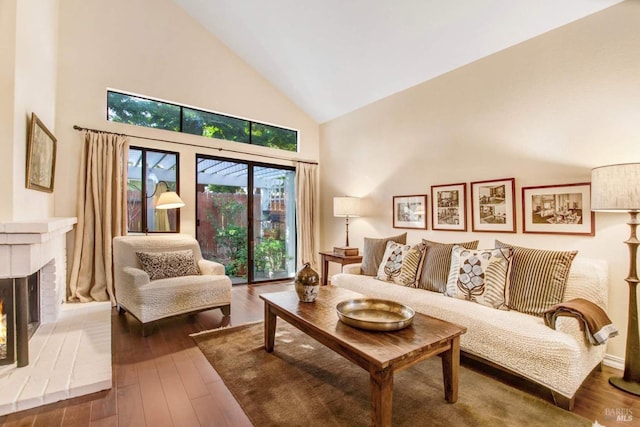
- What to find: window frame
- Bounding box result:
[108,90,298,152]
[127,146,181,234]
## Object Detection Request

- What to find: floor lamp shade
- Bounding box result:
[591,163,640,211]
[155,191,186,210]
[333,197,361,251]
[591,162,640,396]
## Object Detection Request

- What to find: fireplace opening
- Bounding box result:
[0,271,40,366]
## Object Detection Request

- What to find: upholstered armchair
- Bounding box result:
[113,234,232,335]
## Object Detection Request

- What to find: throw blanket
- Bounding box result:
[543,298,618,345]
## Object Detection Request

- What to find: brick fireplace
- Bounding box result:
[0,218,112,415]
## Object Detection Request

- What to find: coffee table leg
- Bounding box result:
[441,336,460,403]
[264,303,276,352]
[370,368,393,427]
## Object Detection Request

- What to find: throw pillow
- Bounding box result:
[419,239,479,293]
[446,245,513,308]
[136,249,200,280]
[361,232,407,276]
[495,240,577,316]
[376,241,411,282]
[394,242,427,287]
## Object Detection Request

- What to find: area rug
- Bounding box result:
[193,322,590,427]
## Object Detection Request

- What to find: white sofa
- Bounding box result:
[113,234,232,335]
[331,257,609,410]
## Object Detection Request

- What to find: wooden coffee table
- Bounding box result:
[260,286,467,427]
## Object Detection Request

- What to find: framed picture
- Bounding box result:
[393,195,427,229]
[522,183,595,236]
[26,113,57,193]
[430,183,467,231]
[470,178,516,233]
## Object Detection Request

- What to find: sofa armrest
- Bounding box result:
[198,259,226,276]
[554,316,590,344]
[342,263,363,275]
[122,266,150,286]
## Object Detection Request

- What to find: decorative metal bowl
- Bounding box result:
[336,298,415,331]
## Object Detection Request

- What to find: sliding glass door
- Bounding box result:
[196,155,296,284]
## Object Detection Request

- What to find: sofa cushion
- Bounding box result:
[395,243,427,287]
[361,232,407,276]
[136,249,200,280]
[376,241,411,281]
[419,239,479,293]
[496,240,577,316]
[446,245,513,308]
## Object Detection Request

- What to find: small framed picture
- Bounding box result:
[522,183,595,236]
[470,178,516,233]
[430,183,467,231]
[393,195,427,229]
[26,113,57,193]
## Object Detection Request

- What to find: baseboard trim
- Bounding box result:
[603,354,624,371]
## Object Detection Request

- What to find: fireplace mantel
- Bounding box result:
[0,217,77,279]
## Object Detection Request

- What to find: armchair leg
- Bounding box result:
[141,323,152,337]
[221,305,231,316]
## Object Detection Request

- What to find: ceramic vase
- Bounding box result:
[294,262,320,302]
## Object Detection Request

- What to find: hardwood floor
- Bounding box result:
[1,282,637,426]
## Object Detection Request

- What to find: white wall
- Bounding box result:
[0,0,59,221]
[320,1,640,361]
[54,0,319,258]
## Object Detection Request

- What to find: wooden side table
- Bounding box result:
[319,251,363,286]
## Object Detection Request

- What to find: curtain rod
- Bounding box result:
[72,125,319,165]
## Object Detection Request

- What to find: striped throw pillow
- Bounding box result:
[495,240,577,316]
[419,240,479,293]
[446,246,513,308]
[361,233,407,276]
[395,243,427,287]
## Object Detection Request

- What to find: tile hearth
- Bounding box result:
[0,301,111,416]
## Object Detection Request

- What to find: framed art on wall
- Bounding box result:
[430,183,466,231]
[470,178,516,233]
[26,113,57,193]
[522,183,595,236]
[393,195,427,229]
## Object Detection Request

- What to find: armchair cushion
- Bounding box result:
[136,249,200,280]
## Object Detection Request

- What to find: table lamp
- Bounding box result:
[333,196,361,256]
[591,162,640,395]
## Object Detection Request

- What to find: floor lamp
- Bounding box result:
[591,163,640,396]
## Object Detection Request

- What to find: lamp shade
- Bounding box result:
[591,163,640,212]
[333,196,361,217]
[155,191,185,209]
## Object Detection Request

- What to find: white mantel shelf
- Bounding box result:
[0,217,77,245]
[0,217,77,280]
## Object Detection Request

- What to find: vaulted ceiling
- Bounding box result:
[173,0,623,123]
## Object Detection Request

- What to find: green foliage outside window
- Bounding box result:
[107,90,297,152]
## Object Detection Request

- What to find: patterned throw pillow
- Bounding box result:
[446,246,513,308]
[361,233,407,276]
[495,240,577,316]
[418,240,479,293]
[376,241,411,282]
[136,250,200,280]
[394,243,427,287]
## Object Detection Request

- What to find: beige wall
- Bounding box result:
[0,0,59,221]
[320,1,640,361]
[54,0,319,258]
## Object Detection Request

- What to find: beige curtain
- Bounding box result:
[295,162,319,271]
[69,130,128,304]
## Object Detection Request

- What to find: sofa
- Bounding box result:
[330,238,610,410]
[113,234,232,336]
